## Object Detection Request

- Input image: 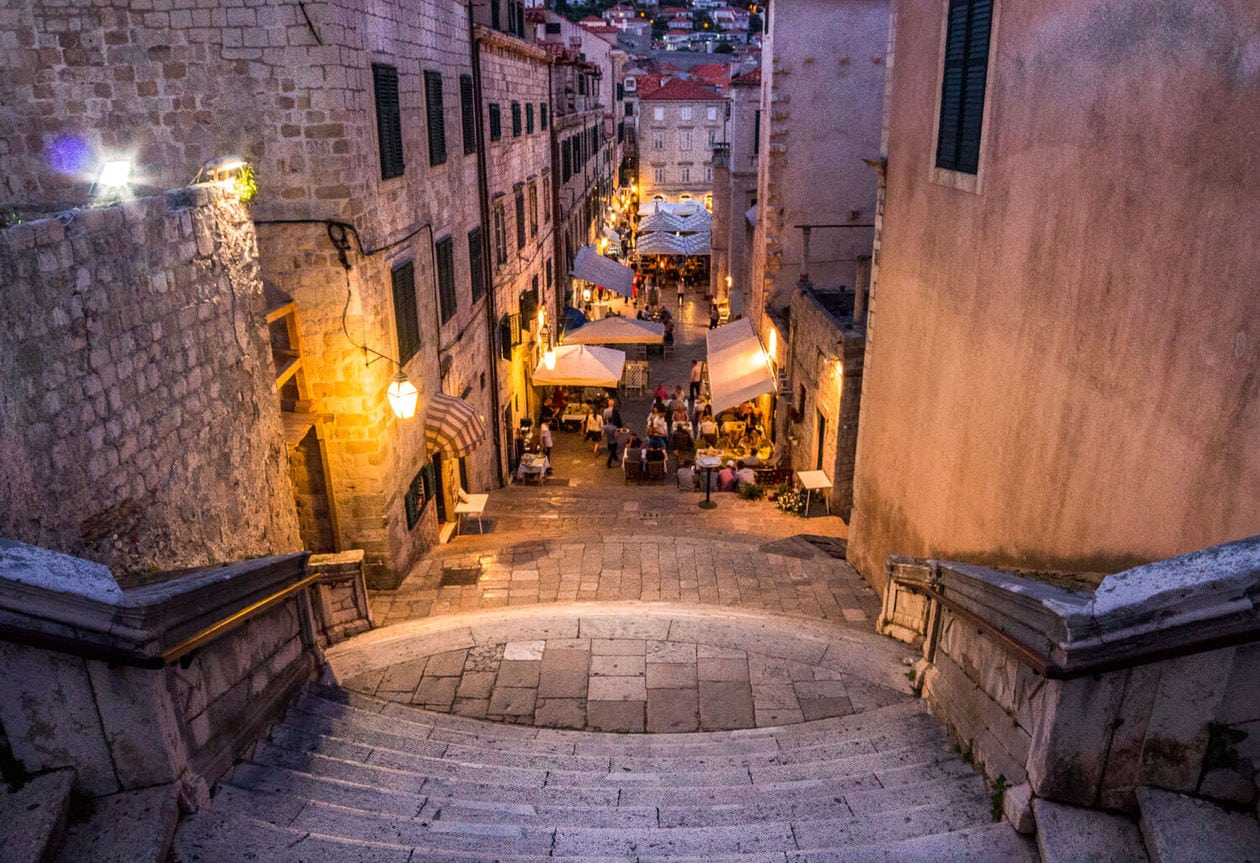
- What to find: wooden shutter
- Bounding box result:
[468,228,485,302]
[489,103,501,141]
[460,75,476,155]
[526,103,534,134]
[436,236,456,323]
[373,64,404,179]
[935,0,991,174]
[391,261,420,363]
[515,190,526,250]
[425,70,446,166]
[511,101,522,137]
[540,103,548,130]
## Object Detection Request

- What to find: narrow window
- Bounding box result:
[654,166,665,183]
[515,189,526,249]
[653,106,664,121]
[526,103,534,134]
[680,106,692,121]
[753,109,760,154]
[436,236,457,323]
[391,261,420,363]
[489,103,502,142]
[493,201,507,266]
[373,64,404,179]
[707,106,717,121]
[468,227,485,302]
[543,175,551,222]
[680,130,692,150]
[511,101,522,137]
[653,131,663,150]
[680,166,690,183]
[424,70,446,166]
[528,182,538,237]
[460,75,476,155]
[625,102,634,117]
[540,102,548,130]
[491,0,501,31]
[935,0,993,174]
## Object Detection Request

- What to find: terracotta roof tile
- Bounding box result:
[639,77,724,102]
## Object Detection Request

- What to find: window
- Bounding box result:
[654,166,665,183]
[653,106,664,121]
[515,188,526,249]
[708,129,717,146]
[616,83,624,101]
[561,139,571,181]
[460,75,476,155]
[543,175,551,222]
[489,103,502,141]
[545,21,561,34]
[936,0,993,174]
[528,182,538,237]
[680,166,690,183]
[680,130,692,150]
[680,106,692,121]
[540,102,548,129]
[493,201,507,266]
[491,0,501,30]
[525,103,534,134]
[424,71,446,166]
[707,106,718,121]
[390,261,419,363]
[705,165,712,182]
[372,64,404,179]
[545,258,552,290]
[436,236,456,323]
[468,228,485,302]
[511,101,522,137]
[652,131,663,150]
[753,109,760,154]
[625,102,634,117]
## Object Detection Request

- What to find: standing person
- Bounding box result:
[539,422,553,461]
[584,405,604,455]
[689,360,703,403]
[604,416,621,468]
[603,397,622,429]
[709,302,720,330]
[677,279,686,307]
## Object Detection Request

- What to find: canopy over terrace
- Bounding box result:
[636,206,712,257]
[563,316,664,345]
[571,246,635,296]
[705,318,777,414]
[531,344,626,388]
[636,230,711,256]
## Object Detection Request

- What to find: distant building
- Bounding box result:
[639,79,728,205]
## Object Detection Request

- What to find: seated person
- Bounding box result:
[622,434,643,466]
[697,414,719,446]
[670,403,690,426]
[717,460,738,492]
[734,460,757,489]
[676,461,697,491]
[646,410,669,441]
[644,442,667,463]
[670,426,694,453]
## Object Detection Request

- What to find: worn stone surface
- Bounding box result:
[0,768,75,863]
[1033,798,1147,863]
[54,783,181,863]
[1137,786,1260,863]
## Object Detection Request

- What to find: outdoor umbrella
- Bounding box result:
[531,344,626,388]
[563,316,664,345]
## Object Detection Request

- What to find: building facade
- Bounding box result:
[639,79,728,206]
[709,68,761,317]
[847,0,1260,590]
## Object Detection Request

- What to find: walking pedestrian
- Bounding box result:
[604,417,620,468]
[539,422,553,461]
[709,303,720,330]
[677,280,685,307]
[689,360,703,402]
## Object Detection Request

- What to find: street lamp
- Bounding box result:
[387,372,419,419]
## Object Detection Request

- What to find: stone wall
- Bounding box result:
[880,538,1260,820]
[0,188,301,575]
[848,0,1260,589]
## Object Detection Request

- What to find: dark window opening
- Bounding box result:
[540,102,548,130]
[460,74,476,155]
[515,190,526,250]
[935,0,992,174]
[468,227,485,302]
[391,261,420,364]
[373,64,404,179]
[489,103,502,141]
[436,236,456,323]
[511,101,522,137]
[525,103,534,134]
[424,70,447,166]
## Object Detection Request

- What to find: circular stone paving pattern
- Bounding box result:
[329,604,915,733]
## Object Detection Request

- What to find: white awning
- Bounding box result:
[531,344,626,388]
[636,230,711,256]
[571,246,635,296]
[705,318,777,414]
[563,315,665,345]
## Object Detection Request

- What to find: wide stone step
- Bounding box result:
[52,783,180,863]
[1137,785,1260,863]
[784,823,1037,862]
[0,768,75,863]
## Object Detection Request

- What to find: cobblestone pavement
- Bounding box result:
[365,283,886,733]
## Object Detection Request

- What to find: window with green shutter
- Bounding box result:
[391,261,419,363]
[436,236,456,323]
[460,75,476,155]
[468,227,485,302]
[489,103,502,141]
[526,103,534,134]
[373,64,404,179]
[935,0,992,174]
[424,70,446,166]
[511,101,522,137]
[540,103,548,130]
[514,188,526,250]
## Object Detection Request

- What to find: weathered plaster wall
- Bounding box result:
[751,0,887,314]
[848,0,1260,589]
[0,189,301,574]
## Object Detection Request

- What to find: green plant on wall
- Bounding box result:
[233,163,258,204]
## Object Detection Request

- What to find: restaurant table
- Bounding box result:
[695,454,723,509]
[560,407,587,432]
[517,453,549,484]
[797,470,833,517]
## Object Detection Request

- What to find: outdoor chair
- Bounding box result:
[644,460,667,483]
[624,460,642,484]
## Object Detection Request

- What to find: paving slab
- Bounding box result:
[587,700,645,732]
[1137,786,1260,863]
[647,688,700,733]
[1033,798,1147,863]
[699,680,756,729]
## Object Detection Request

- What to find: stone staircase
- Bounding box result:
[171,684,1035,862]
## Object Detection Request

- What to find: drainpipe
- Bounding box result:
[468,5,505,488]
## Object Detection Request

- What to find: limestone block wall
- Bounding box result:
[0,188,300,575]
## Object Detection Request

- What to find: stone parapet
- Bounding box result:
[880,536,1260,814]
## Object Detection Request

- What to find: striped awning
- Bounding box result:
[424,393,485,458]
